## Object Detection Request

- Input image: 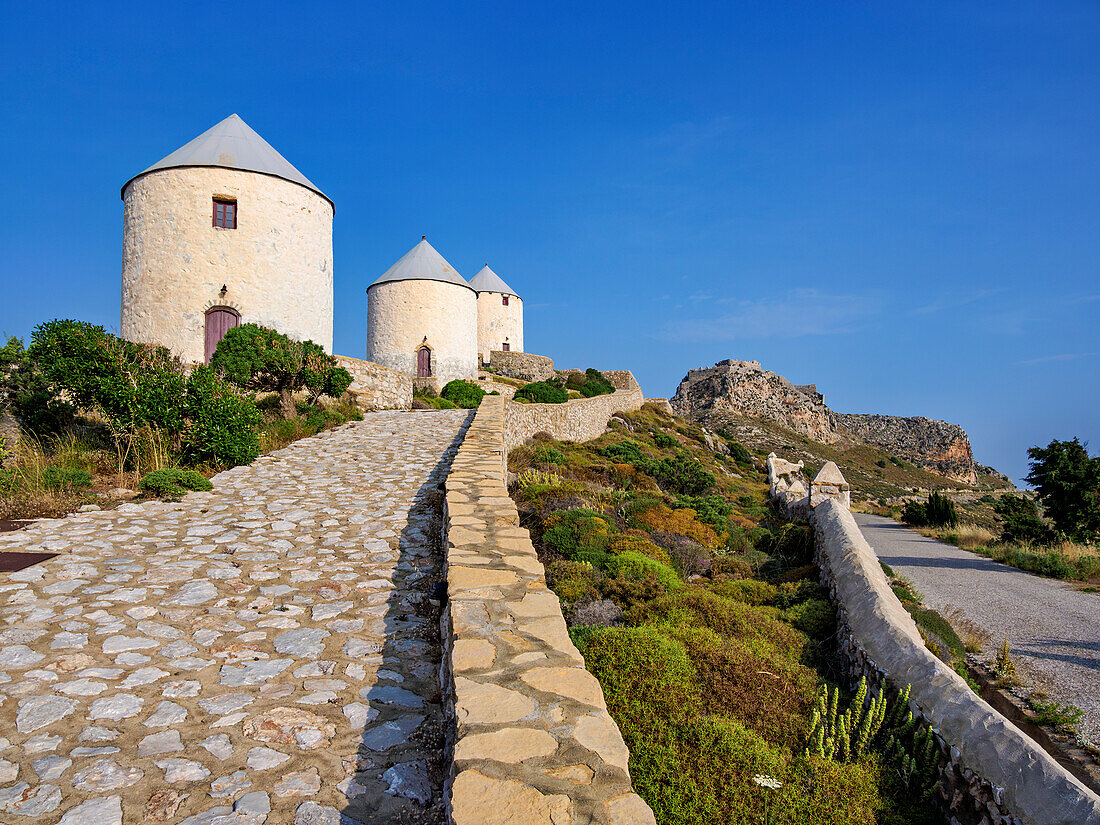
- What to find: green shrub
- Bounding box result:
[579,368,615,398]
[726,441,753,466]
[675,494,731,527]
[541,509,616,557]
[901,499,927,526]
[875,459,887,468]
[180,367,262,467]
[440,379,486,409]
[653,432,678,449]
[653,452,717,496]
[40,466,93,491]
[994,495,1052,545]
[606,551,683,592]
[925,492,958,528]
[140,468,213,498]
[532,446,565,465]
[23,319,187,438]
[513,380,569,404]
[786,598,836,638]
[211,324,351,418]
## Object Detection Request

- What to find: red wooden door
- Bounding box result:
[205,308,240,364]
[417,347,432,377]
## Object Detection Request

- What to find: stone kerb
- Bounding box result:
[334,355,412,410]
[813,499,1100,825]
[441,394,655,825]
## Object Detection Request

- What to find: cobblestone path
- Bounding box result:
[0,410,472,825]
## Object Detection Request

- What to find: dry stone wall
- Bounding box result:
[488,351,555,382]
[440,393,655,824]
[814,499,1100,825]
[502,385,645,452]
[334,355,412,410]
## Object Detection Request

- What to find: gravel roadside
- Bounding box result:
[855,513,1100,744]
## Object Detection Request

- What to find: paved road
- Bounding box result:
[855,513,1100,744]
[0,410,471,825]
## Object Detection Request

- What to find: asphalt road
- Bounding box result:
[854,513,1100,743]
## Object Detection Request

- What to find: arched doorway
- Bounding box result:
[205,306,240,364]
[417,346,432,378]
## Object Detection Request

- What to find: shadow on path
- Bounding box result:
[341,411,473,825]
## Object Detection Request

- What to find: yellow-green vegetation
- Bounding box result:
[508,404,942,825]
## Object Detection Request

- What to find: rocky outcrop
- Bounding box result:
[835,414,977,485]
[671,360,839,444]
[672,360,985,486]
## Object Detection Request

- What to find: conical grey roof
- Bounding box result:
[122,114,331,206]
[469,265,519,297]
[369,238,474,291]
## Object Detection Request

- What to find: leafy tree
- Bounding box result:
[993,495,1052,545]
[513,380,568,404]
[210,324,352,418]
[23,320,187,440]
[1025,438,1100,542]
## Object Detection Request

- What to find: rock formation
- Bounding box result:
[671,360,839,444]
[834,413,977,484]
[673,360,983,485]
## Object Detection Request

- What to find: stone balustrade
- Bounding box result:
[814,498,1100,825]
[440,392,655,825]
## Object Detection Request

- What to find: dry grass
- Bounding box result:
[942,606,991,654]
[922,522,996,550]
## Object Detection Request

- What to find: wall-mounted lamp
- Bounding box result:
[219,284,228,297]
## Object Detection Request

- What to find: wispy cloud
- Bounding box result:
[656,289,883,342]
[911,289,1001,315]
[1014,352,1100,366]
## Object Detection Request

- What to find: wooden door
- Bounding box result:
[417,347,432,377]
[205,307,240,364]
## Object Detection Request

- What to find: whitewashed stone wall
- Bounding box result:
[366,280,478,384]
[441,394,655,824]
[334,355,412,410]
[121,167,334,364]
[477,292,524,362]
[814,499,1100,825]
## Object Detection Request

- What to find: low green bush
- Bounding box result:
[532,446,566,465]
[653,432,678,449]
[726,441,753,465]
[994,495,1052,545]
[675,494,731,527]
[180,367,262,467]
[579,368,615,398]
[140,468,213,498]
[40,466,93,491]
[653,452,717,496]
[513,381,569,404]
[440,379,486,409]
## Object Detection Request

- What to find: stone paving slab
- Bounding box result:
[0,410,471,824]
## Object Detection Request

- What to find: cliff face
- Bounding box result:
[834,413,977,485]
[672,360,983,486]
[671,360,840,444]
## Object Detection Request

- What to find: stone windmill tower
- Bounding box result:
[120,114,334,364]
[469,265,523,365]
[366,237,478,385]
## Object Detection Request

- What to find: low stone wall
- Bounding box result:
[502,386,645,452]
[814,499,1100,825]
[489,351,556,382]
[440,394,655,825]
[334,354,412,410]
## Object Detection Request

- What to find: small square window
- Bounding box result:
[502,342,510,352]
[213,199,237,229]
[502,295,509,306]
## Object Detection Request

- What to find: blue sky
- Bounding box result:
[1,1,1097,485]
